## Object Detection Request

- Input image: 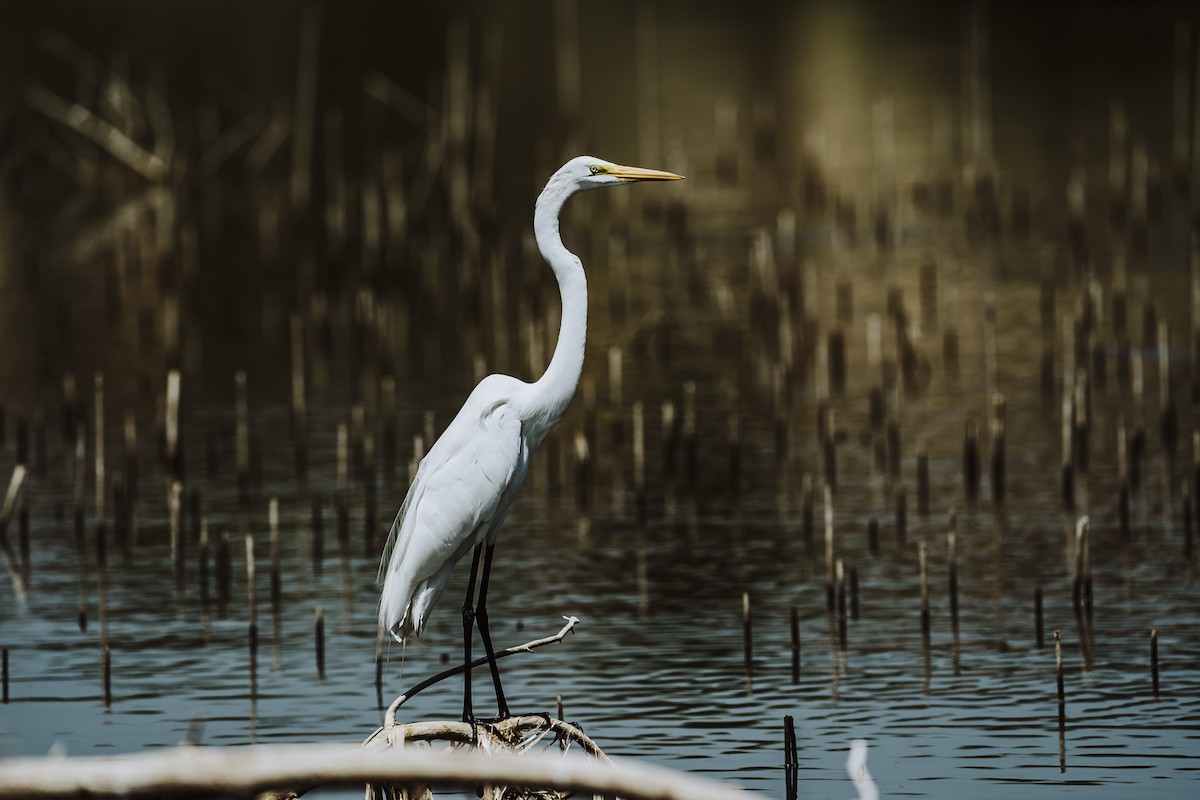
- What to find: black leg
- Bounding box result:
[475,542,510,718]
[461,543,483,724]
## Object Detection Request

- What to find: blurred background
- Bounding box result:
[0,1,1198,799]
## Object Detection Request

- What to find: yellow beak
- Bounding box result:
[608,164,685,182]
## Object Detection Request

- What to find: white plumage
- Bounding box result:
[376,156,681,717]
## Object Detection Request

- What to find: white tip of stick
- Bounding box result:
[846,739,879,800]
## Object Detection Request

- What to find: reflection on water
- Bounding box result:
[1,2,1200,799]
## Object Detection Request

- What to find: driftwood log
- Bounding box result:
[0,744,761,800]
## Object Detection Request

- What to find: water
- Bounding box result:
[2,2,1200,798]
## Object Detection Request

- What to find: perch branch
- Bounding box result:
[364,714,609,762]
[0,743,760,800]
[382,616,580,727]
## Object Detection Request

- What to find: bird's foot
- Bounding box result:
[462,714,500,747]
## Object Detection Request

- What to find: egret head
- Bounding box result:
[561,155,684,190]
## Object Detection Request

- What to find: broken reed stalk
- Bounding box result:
[917,442,930,516]
[235,372,249,504]
[198,518,210,608]
[574,431,590,511]
[94,373,106,564]
[311,496,324,576]
[246,534,257,677]
[1072,517,1092,625]
[919,541,930,650]
[1035,587,1044,649]
[169,481,183,592]
[948,510,959,639]
[102,643,111,709]
[215,526,231,616]
[73,423,88,632]
[315,606,325,679]
[727,386,741,501]
[783,714,798,800]
[849,566,859,621]
[742,592,753,685]
[1055,629,1065,771]
[824,485,835,612]
[269,498,281,610]
[683,381,698,491]
[1151,628,1160,698]
[290,316,307,480]
[165,370,180,478]
[632,401,646,520]
[962,420,979,509]
[789,605,800,683]
[835,559,847,651]
[990,394,1006,507]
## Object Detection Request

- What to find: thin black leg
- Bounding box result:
[461,543,483,723]
[475,542,510,718]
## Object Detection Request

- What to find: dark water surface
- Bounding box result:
[1,2,1199,798]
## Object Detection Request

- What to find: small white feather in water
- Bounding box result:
[846,739,879,800]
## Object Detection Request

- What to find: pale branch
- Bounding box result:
[0,743,762,800]
[26,85,167,180]
[381,616,580,727]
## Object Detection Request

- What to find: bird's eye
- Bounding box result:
[589,165,606,175]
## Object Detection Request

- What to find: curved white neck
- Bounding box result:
[521,176,588,441]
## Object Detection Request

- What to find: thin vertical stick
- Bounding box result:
[835,559,847,651]
[824,485,835,612]
[742,591,752,684]
[919,541,930,649]
[291,316,307,480]
[1150,628,1160,698]
[269,498,281,610]
[315,606,326,680]
[1055,629,1066,772]
[165,370,180,478]
[102,644,111,709]
[290,2,320,212]
[236,371,249,504]
[632,402,646,520]
[990,394,1006,507]
[683,381,698,491]
[1035,587,1044,649]
[917,442,930,516]
[198,517,210,608]
[246,533,257,687]
[1,647,7,703]
[94,373,106,562]
[789,605,800,683]
[169,481,183,591]
[948,510,959,639]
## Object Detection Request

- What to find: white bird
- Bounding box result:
[379,156,683,720]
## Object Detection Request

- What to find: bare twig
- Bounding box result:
[383,616,580,727]
[26,85,166,180]
[0,743,760,800]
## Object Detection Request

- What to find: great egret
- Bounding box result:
[379,156,683,721]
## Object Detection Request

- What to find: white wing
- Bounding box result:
[378,377,529,642]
